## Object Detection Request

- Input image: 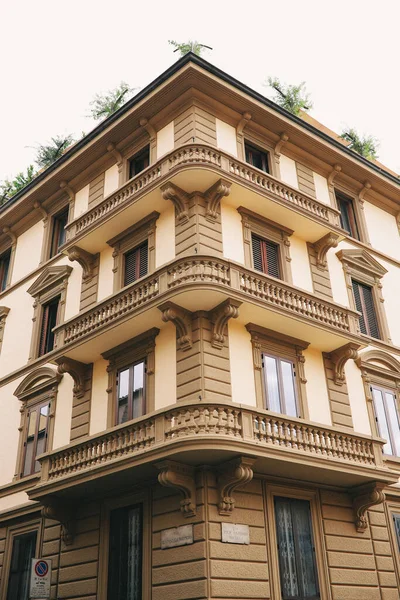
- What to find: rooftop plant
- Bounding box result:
[266,77,313,116]
[168,40,212,57]
[340,127,379,160]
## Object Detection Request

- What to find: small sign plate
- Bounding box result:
[221,523,250,544]
[161,524,194,549]
[30,558,52,598]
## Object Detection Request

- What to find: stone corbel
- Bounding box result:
[204,179,231,222]
[33,201,48,222]
[209,298,241,349]
[313,232,340,270]
[236,112,252,157]
[328,164,342,188]
[2,226,17,245]
[59,180,75,219]
[140,118,157,162]
[159,301,192,350]
[358,180,372,206]
[55,357,87,398]
[66,246,97,280]
[156,460,196,517]
[161,182,190,223]
[42,497,75,545]
[326,343,360,386]
[217,457,256,515]
[351,482,386,533]
[106,142,123,166]
[274,132,289,159]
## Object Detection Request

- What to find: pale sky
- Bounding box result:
[1,0,399,183]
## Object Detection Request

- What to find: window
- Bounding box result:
[50,207,69,257]
[124,242,148,286]
[336,192,360,239]
[252,234,280,278]
[38,295,60,356]
[351,280,380,338]
[245,142,270,173]
[107,503,143,600]
[263,354,298,417]
[129,146,150,179]
[117,360,146,424]
[21,401,50,476]
[274,496,320,600]
[0,248,11,291]
[6,530,37,600]
[371,385,400,456]
[393,514,400,550]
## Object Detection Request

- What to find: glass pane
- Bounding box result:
[275,497,299,598]
[372,388,393,455]
[281,360,297,417]
[393,514,400,550]
[385,392,400,456]
[6,531,37,600]
[23,410,37,477]
[118,368,130,424]
[108,504,142,600]
[132,362,145,419]
[127,506,143,599]
[292,500,319,598]
[34,404,49,472]
[263,356,282,413]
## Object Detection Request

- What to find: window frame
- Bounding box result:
[334,186,369,244]
[40,200,70,263]
[246,323,309,419]
[0,247,12,292]
[49,206,69,258]
[116,358,147,425]
[0,520,41,600]
[370,383,400,457]
[244,140,271,174]
[262,352,300,418]
[335,191,360,240]
[238,207,293,283]
[128,145,150,180]
[351,279,380,338]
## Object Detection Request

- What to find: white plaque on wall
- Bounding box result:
[221,523,250,544]
[161,524,194,549]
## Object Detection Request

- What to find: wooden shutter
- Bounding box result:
[266,241,280,278]
[139,243,148,278]
[38,304,50,357]
[252,235,280,279]
[124,242,148,286]
[352,280,379,338]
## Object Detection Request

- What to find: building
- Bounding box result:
[0,52,400,600]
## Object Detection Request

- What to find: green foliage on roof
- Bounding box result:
[89,82,136,121]
[266,77,313,116]
[340,128,379,160]
[168,40,212,57]
[0,165,37,205]
[35,135,75,169]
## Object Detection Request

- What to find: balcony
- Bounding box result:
[63,145,343,254]
[53,256,360,362]
[29,400,397,502]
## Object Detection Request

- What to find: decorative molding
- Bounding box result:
[65,246,97,280]
[336,248,388,280]
[160,181,189,223]
[274,132,289,158]
[356,349,400,380]
[396,212,400,235]
[325,342,360,386]
[55,357,88,398]
[236,111,252,138]
[42,497,75,545]
[327,163,342,187]
[358,180,372,205]
[0,306,10,350]
[203,178,231,222]
[159,301,192,350]
[106,142,123,165]
[33,201,48,222]
[139,118,157,162]
[156,460,196,517]
[209,298,241,349]
[59,180,75,203]
[27,265,73,298]
[313,232,339,270]
[351,482,386,532]
[217,457,256,515]
[14,367,62,401]
[2,226,17,245]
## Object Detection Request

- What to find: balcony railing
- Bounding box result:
[53,256,359,349]
[64,144,341,244]
[34,401,389,494]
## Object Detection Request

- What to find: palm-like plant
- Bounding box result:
[340,128,378,160]
[89,82,135,121]
[168,40,212,57]
[35,135,75,169]
[0,165,37,204]
[266,77,313,116]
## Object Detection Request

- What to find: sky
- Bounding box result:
[1,0,399,183]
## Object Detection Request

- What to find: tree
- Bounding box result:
[0,165,37,204]
[340,128,378,160]
[266,77,313,116]
[35,135,75,169]
[89,82,135,121]
[168,40,212,57]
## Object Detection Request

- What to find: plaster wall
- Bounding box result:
[280,155,298,189]
[52,373,74,449]
[221,204,245,264]
[380,259,400,347]
[290,236,313,292]
[11,220,43,285]
[89,358,109,435]
[97,246,114,302]
[344,359,371,436]
[313,172,331,205]
[364,201,400,260]
[155,205,175,268]
[215,119,237,157]
[157,122,174,159]
[0,492,32,513]
[228,321,257,406]
[0,377,23,486]
[73,184,89,219]
[326,239,355,308]
[104,164,119,197]
[303,347,332,426]
[154,324,176,409]
[61,255,82,321]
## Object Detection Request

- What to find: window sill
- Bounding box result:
[0,473,40,499]
[359,334,400,354]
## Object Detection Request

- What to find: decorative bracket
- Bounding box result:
[66,246,97,280]
[351,482,386,533]
[204,179,231,222]
[325,343,360,386]
[313,232,339,270]
[140,118,157,162]
[327,163,342,187]
[217,457,256,515]
[2,226,16,245]
[160,182,190,223]
[59,180,75,203]
[237,112,252,138]
[55,356,88,398]
[358,180,372,205]
[156,460,196,517]
[274,132,289,158]
[209,298,241,349]
[33,201,48,221]
[159,301,192,350]
[42,497,75,545]
[106,142,123,165]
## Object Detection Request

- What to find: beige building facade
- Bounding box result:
[0,53,400,599]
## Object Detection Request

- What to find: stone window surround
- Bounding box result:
[107,211,159,293]
[245,323,309,419]
[333,183,370,245]
[101,328,160,428]
[39,196,71,265]
[0,306,10,355]
[13,367,62,481]
[27,265,72,361]
[123,130,154,184]
[337,248,391,344]
[238,206,293,284]
[0,230,17,291]
[0,519,41,599]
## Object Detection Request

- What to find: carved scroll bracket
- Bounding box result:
[66,245,97,280]
[237,112,252,138]
[217,456,256,515]
[274,132,289,158]
[140,118,157,162]
[161,182,190,223]
[59,180,75,203]
[325,342,360,386]
[33,201,48,222]
[204,178,231,222]
[156,460,196,517]
[159,301,192,350]
[313,232,340,270]
[358,180,372,206]
[2,226,17,245]
[351,482,386,533]
[55,356,88,398]
[327,164,342,187]
[106,142,123,165]
[42,497,75,545]
[209,298,241,349]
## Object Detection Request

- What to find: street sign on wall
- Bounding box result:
[30,558,51,599]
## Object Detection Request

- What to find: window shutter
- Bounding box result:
[352,280,367,334]
[252,235,280,278]
[252,235,263,272]
[124,242,148,286]
[139,242,148,278]
[266,241,280,279]
[361,283,380,338]
[38,305,50,357]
